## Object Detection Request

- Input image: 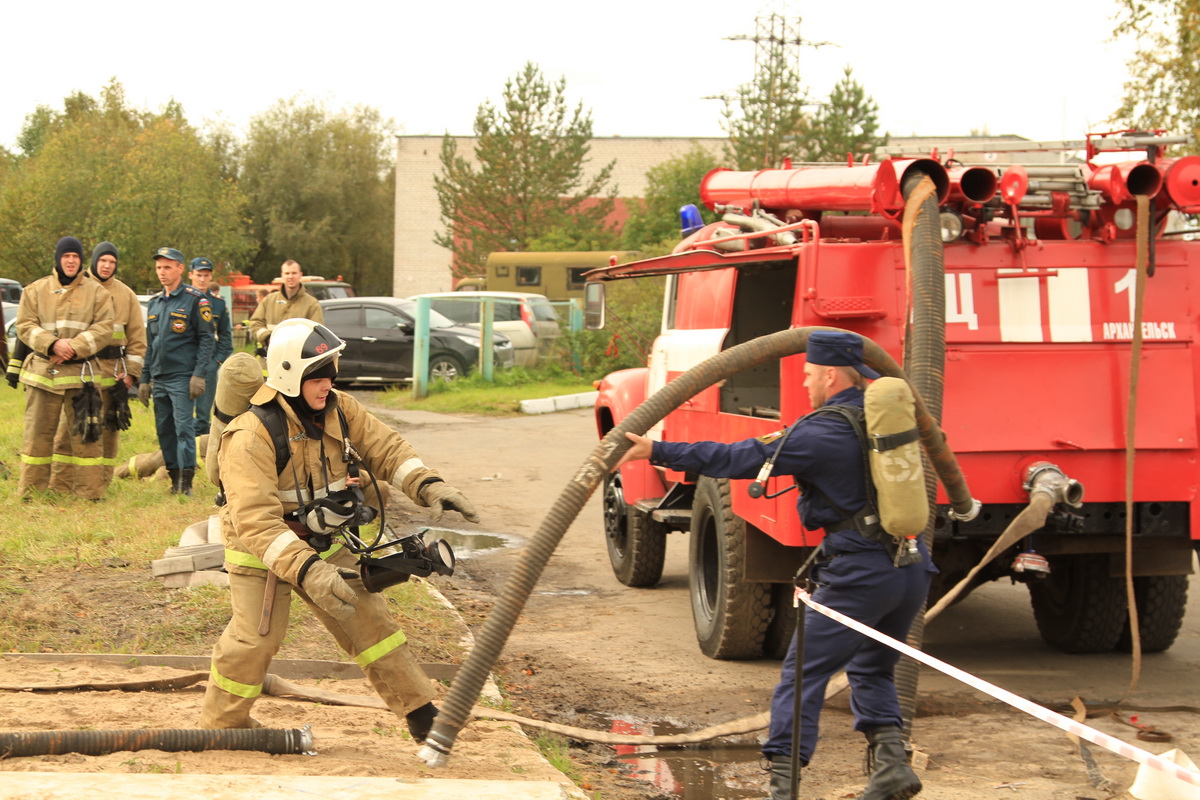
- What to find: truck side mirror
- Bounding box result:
[584,282,606,330]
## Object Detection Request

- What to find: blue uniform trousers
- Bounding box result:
[153,375,196,470]
[763,546,932,764]
[192,361,220,434]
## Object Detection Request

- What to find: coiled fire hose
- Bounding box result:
[420,325,978,766]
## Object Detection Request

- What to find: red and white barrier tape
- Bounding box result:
[796,588,1200,788]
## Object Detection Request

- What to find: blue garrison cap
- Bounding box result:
[807,331,880,380]
[153,246,185,263]
[189,257,214,271]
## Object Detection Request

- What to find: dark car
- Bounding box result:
[319,297,514,384]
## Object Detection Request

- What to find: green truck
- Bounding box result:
[457,251,639,301]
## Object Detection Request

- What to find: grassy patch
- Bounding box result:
[532,732,583,784]
[373,364,595,417]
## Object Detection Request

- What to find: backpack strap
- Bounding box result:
[250,403,291,476]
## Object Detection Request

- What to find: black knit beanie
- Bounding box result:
[54,236,85,285]
[89,241,119,282]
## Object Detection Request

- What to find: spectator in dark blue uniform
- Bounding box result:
[187,257,233,434]
[616,330,933,800]
[139,247,215,497]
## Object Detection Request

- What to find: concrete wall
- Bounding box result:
[392,136,726,298]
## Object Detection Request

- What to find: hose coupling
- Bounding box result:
[947,497,982,523]
[418,733,452,767]
[1023,462,1084,508]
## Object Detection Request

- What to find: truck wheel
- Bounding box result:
[763,582,800,660]
[689,477,770,660]
[603,473,666,587]
[1028,554,1125,653]
[1115,575,1188,653]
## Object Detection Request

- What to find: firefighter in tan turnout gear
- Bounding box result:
[246,259,323,358]
[198,318,479,740]
[49,241,147,494]
[15,236,115,499]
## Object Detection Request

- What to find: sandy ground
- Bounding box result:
[2,399,1199,800]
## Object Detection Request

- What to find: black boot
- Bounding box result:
[167,469,181,495]
[765,754,796,800]
[179,469,195,497]
[405,702,437,743]
[861,726,921,800]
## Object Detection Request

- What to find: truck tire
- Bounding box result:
[1115,575,1188,653]
[764,582,800,660]
[602,474,666,587]
[688,477,770,660]
[1028,554,1125,654]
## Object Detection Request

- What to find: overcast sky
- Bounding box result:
[2,0,1138,152]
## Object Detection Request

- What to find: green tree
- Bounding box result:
[239,98,397,293]
[1112,0,1200,151]
[434,62,617,278]
[805,66,886,162]
[0,81,251,287]
[621,145,722,249]
[722,26,809,170]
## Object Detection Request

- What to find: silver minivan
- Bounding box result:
[407,291,560,367]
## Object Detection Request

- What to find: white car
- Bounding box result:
[407,291,560,368]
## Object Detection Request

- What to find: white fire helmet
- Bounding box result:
[265,318,346,397]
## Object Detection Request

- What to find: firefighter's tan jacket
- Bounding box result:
[97,276,147,382]
[246,286,323,345]
[16,272,115,394]
[218,385,441,583]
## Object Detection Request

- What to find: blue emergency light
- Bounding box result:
[679,204,705,236]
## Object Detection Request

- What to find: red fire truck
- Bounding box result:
[588,131,1200,660]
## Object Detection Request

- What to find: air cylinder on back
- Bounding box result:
[206,352,265,486]
[864,377,928,539]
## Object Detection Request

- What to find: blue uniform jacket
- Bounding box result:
[652,387,881,555]
[144,284,216,381]
[206,289,234,364]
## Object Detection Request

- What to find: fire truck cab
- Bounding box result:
[589,132,1200,661]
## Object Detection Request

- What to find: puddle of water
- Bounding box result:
[419,527,523,559]
[586,713,764,799]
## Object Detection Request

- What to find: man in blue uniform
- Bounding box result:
[139,247,215,496]
[187,257,233,433]
[616,331,932,800]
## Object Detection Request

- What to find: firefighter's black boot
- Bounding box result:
[179,469,195,498]
[167,469,181,494]
[765,754,795,800]
[860,726,921,800]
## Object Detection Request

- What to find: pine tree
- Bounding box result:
[434,63,617,278]
[805,66,886,163]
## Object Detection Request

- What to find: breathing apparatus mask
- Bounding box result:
[289,475,455,592]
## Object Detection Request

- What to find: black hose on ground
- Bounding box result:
[0,726,314,757]
[894,174,948,738]
[421,324,976,766]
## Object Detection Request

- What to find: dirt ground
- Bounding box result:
[2,397,1199,800]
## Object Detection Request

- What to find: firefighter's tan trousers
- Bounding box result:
[198,548,436,729]
[49,388,120,496]
[19,386,105,499]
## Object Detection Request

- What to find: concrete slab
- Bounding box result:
[0,773,580,799]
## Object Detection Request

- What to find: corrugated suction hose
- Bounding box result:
[0,725,314,757]
[421,322,976,766]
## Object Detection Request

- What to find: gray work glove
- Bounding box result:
[188,375,206,400]
[301,558,358,620]
[136,381,152,406]
[420,481,480,523]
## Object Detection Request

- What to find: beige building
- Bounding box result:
[393,133,1071,297]
[392,136,726,297]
